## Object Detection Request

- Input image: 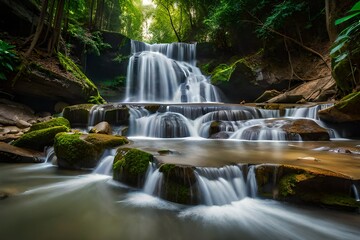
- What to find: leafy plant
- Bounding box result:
[0,40,18,80]
[331,1,360,63]
[330,1,360,93]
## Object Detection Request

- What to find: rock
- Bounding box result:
[62,104,95,127]
[4,58,106,112]
[54,102,69,113]
[29,117,70,131]
[209,131,230,139]
[0,99,36,126]
[0,142,44,163]
[256,164,360,210]
[255,90,281,103]
[267,94,304,103]
[282,119,330,141]
[89,121,112,135]
[55,133,128,170]
[319,92,360,123]
[159,163,198,205]
[15,119,32,129]
[113,148,153,187]
[12,126,69,151]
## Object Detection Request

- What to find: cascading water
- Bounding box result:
[195,165,257,205]
[352,184,360,201]
[127,103,337,140]
[124,40,221,103]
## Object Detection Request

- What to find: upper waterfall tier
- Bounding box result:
[124,40,221,103]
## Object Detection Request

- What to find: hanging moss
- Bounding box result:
[29,117,70,132]
[12,126,69,151]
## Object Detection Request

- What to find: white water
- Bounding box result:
[352,184,360,201]
[126,103,337,140]
[143,163,163,195]
[195,165,257,205]
[124,40,220,103]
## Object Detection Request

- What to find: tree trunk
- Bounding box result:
[89,0,95,29]
[325,0,337,42]
[48,0,66,54]
[26,0,49,57]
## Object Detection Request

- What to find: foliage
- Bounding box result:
[68,23,111,56]
[0,40,18,80]
[256,1,306,39]
[331,1,360,63]
[330,1,360,94]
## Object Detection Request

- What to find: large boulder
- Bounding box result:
[113,148,154,187]
[4,52,105,112]
[54,133,128,170]
[319,92,360,123]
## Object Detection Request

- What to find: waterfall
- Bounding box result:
[124,40,220,103]
[195,165,257,205]
[88,105,106,127]
[247,165,258,198]
[129,106,197,138]
[44,146,55,163]
[143,163,163,195]
[352,184,360,201]
[284,103,334,119]
[93,149,116,175]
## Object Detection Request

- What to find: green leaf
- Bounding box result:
[334,51,349,63]
[335,11,360,25]
[350,2,360,12]
[5,63,13,71]
[330,41,346,55]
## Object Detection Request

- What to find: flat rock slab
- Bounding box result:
[0,142,44,163]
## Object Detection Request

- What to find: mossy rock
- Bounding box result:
[332,59,353,95]
[29,117,70,131]
[319,91,360,123]
[158,163,198,205]
[62,104,95,127]
[277,166,358,210]
[113,148,154,187]
[12,126,69,151]
[55,132,128,170]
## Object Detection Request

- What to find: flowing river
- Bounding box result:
[1,41,359,239]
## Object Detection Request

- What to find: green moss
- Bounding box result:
[29,117,70,132]
[279,173,314,197]
[159,163,176,174]
[332,59,353,94]
[336,91,360,115]
[54,132,99,167]
[318,194,360,208]
[12,126,69,151]
[84,134,129,148]
[113,148,153,175]
[57,52,106,104]
[163,181,192,204]
[62,104,95,127]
